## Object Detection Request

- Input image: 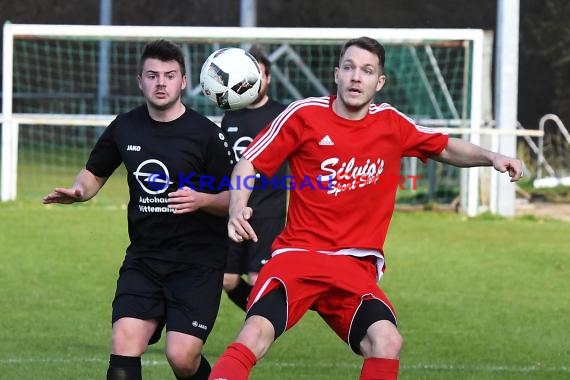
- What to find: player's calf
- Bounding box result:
[106,354,141,380]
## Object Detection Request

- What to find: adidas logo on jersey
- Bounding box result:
[318,135,334,146]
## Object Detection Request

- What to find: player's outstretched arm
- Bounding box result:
[42,169,108,204]
[432,137,524,182]
[228,158,258,243]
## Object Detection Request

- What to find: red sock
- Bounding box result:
[359,357,400,380]
[208,343,257,380]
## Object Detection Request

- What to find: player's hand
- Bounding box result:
[493,155,524,182]
[228,206,258,243]
[42,188,83,204]
[168,186,205,214]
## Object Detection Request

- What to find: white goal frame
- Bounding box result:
[3,24,490,214]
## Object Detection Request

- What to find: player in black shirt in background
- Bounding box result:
[221,46,288,311]
[43,40,232,380]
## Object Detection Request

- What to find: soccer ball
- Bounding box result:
[200,48,262,110]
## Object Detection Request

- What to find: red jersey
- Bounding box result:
[243,96,448,256]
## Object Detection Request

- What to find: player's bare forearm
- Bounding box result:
[229,159,256,214]
[228,158,258,242]
[199,191,230,216]
[168,187,229,216]
[76,169,108,198]
[42,168,107,204]
[432,138,523,182]
[432,138,496,167]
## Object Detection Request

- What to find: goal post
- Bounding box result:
[2,23,491,214]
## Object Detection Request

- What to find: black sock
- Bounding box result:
[175,355,211,380]
[226,277,253,311]
[106,354,141,380]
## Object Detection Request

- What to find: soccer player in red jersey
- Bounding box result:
[209,37,523,380]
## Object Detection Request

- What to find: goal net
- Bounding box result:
[1,24,490,214]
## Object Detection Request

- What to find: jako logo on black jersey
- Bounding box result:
[126,145,141,151]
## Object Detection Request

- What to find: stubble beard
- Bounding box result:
[342,92,371,112]
[148,95,180,112]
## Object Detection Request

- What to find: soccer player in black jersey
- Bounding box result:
[220,46,288,311]
[43,40,232,380]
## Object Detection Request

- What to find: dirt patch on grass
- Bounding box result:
[517,202,570,222]
[396,202,570,223]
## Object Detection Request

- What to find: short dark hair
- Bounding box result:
[248,44,271,76]
[339,37,386,71]
[139,39,186,75]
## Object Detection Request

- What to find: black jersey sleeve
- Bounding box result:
[85,119,122,178]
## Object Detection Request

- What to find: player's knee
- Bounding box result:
[361,320,403,358]
[236,315,276,359]
[349,299,401,358]
[111,318,158,356]
[112,329,148,357]
[165,345,201,374]
[223,273,240,291]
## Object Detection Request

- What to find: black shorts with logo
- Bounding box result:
[112,256,223,343]
[225,217,285,274]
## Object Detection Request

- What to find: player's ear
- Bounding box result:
[334,67,340,85]
[137,75,142,90]
[181,74,187,90]
[376,74,386,91]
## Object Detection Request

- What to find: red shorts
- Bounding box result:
[247,250,396,346]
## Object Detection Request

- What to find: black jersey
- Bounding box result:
[86,105,233,268]
[221,99,288,218]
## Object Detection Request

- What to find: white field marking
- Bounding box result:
[403,363,570,373]
[0,357,568,373]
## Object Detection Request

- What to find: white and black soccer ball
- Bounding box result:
[200,48,262,110]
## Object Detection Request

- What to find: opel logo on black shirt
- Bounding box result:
[232,136,253,162]
[133,159,173,195]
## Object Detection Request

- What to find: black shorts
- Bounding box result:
[225,217,285,274]
[112,256,223,342]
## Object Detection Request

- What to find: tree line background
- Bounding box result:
[1,0,568,128]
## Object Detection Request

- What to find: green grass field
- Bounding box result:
[1,200,568,379]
